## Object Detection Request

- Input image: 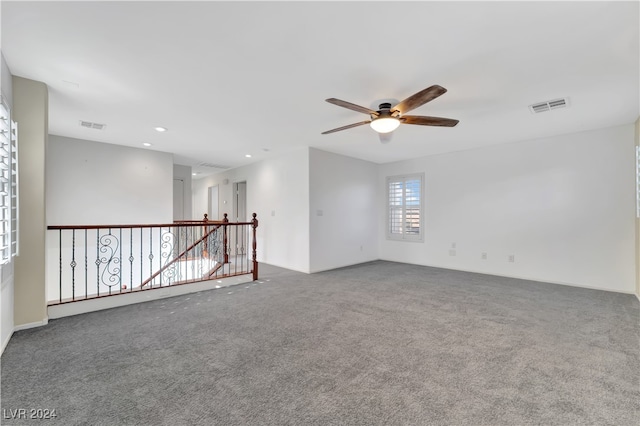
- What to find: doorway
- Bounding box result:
[231,181,247,258]
[173,178,185,221]
[233,181,247,222]
[208,185,219,220]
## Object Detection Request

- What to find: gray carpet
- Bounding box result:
[1,261,638,425]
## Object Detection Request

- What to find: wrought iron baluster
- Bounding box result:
[108,228,112,295]
[235,225,239,274]
[158,227,162,288]
[84,229,88,300]
[140,228,143,288]
[177,225,181,282]
[181,225,185,282]
[96,229,100,296]
[149,228,153,287]
[98,228,121,295]
[216,227,222,277]
[129,229,134,292]
[71,229,76,301]
[242,225,249,272]
[119,228,122,293]
[58,229,62,303]
[245,223,248,272]
[184,225,188,281]
[175,225,180,283]
[160,226,177,285]
[190,225,194,281]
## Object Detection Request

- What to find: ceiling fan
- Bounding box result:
[321,85,459,142]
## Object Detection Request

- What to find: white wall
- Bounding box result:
[309,148,378,272]
[193,148,310,273]
[47,135,174,225]
[379,124,636,293]
[1,263,14,353]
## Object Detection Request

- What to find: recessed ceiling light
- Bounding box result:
[245,154,252,158]
[143,142,152,147]
[154,127,167,132]
[192,172,198,176]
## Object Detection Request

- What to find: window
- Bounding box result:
[387,173,424,241]
[0,96,18,264]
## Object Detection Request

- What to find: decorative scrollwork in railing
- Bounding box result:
[160,229,179,284]
[99,233,120,288]
[207,228,222,260]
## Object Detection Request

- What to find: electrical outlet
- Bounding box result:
[481,252,487,260]
[451,242,456,249]
[508,255,515,263]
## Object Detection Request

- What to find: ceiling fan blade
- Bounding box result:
[400,115,459,127]
[326,98,379,116]
[393,85,448,115]
[321,120,371,135]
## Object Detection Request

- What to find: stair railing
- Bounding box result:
[46,213,258,305]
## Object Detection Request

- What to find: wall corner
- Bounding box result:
[12,76,48,327]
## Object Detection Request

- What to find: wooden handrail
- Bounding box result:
[140,223,222,288]
[47,221,256,230]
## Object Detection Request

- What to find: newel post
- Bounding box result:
[222,213,229,264]
[251,213,259,281]
[202,213,209,257]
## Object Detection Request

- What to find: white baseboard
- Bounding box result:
[1,329,14,355]
[2,318,50,355]
[378,259,636,295]
[13,318,49,332]
[48,275,253,320]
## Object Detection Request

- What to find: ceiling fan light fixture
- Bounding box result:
[370,117,400,133]
[322,85,457,136]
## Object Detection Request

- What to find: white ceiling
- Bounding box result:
[2,1,638,178]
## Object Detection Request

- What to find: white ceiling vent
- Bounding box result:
[80,120,106,130]
[529,98,569,114]
[198,162,230,170]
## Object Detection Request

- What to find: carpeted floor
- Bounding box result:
[1,261,639,425]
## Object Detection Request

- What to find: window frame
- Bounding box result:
[386,173,424,242]
[0,96,18,264]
